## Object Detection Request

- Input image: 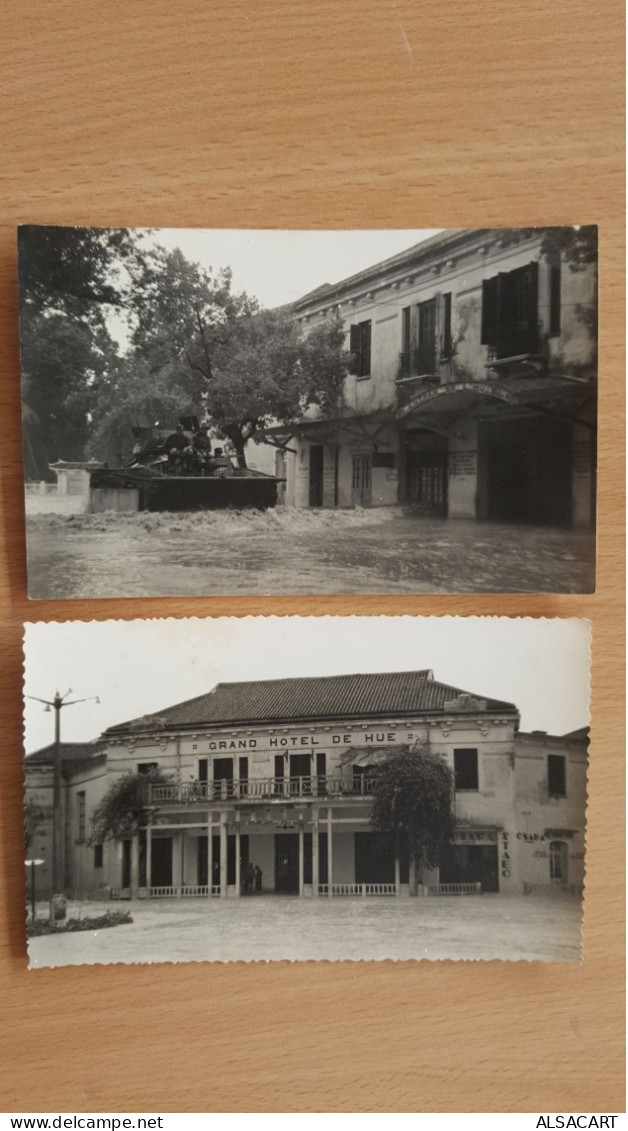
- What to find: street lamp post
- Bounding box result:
[27,690,100,924]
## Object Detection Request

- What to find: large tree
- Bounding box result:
[121,247,351,467]
[20,312,121,478]
[369,744,455,893]
[18,226,145,475]
[18,225,144,321]
[90,770,171,843]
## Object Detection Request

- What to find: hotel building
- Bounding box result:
[25,669,587,902]
[269,228,597,528]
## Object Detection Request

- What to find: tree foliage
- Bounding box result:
[499,225,598,271]
[18,225,143,321]
[97,247,351,466]
[369,744,455,868]
[20,312,122,478]
[25,800,47,852]
[90,770,171,843]
[19,232,352,472]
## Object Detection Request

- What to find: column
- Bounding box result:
[448,419,479,519]
[220,811,228,898]
[408,855,416,897]
[298,824,304,897]
[130,834,140,900]
[395,856,401,897]
[146,826,152,895]
[178,830,185,896]
[312,809,319,898]
[207,813,213,896]
[235,824,241,897]
[327,808,333,898]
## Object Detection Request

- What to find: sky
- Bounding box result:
[136,228,442,308]
[23,617,591,753]
[107,228,442,350]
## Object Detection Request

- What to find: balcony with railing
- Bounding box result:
[486,319,543,368]
[397,345,441,409]
[150,774,378,806]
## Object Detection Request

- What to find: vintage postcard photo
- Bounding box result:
[24,615,590,967]
[19,225,597,598]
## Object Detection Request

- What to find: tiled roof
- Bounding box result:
[105,671,518,735]
[25,741,107,765]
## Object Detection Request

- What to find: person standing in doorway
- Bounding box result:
[254,864,263,894]
[245,861,255,895]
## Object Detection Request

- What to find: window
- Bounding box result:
[547,754,566,797]
[549,840,568,883]
[349,320,371,377]
[400,300,438,374]
[481,262,539,358]
[94,843,103,868]
[137,762,158,775]
[351,455,372,490]
[549,264,561,334]
[454,748,479,791]
[76,791,86,843]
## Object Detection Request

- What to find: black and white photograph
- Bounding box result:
[24,615,590,968]
[19,225,598,599]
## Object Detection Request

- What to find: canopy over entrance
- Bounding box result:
[397,376,596,427]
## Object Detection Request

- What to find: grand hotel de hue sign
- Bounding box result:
[197,729,426,753]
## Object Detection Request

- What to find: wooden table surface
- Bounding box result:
[0,0,624,1114]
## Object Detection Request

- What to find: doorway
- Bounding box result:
[122,839,131,889]
[275,833,299,893]
[289,752,311,795]
[351,455,372,507]
[482,416,573,525]
[151,837,173,887]
[405,431,448,515]
[309,445,324,507]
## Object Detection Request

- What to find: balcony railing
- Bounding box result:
[150,774,378,805]
[486,320,540,361]
[398,345,439,378]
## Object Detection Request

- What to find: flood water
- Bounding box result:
[25,508,596,599]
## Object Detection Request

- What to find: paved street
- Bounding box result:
[27,893,583,967]
[26,506,595,597]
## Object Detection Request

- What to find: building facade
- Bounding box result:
[269,228,597,527]
[25,670,588,902]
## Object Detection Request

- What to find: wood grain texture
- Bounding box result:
[0,0,624,1113]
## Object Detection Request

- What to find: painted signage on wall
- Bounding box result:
[398,381,514,418]
[200,730,428,753]
[449,450,477,476]
[500,830,512,879]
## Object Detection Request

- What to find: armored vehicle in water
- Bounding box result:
[89,416,283,511]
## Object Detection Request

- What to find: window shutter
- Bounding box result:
[549,264,561,333]
[363,320,371,375]
[481,276,499,344]
[349,324,359,373]
[525,260,539,326]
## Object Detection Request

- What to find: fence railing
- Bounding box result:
[150,775,378,804]
[523,882,583,896]
[426,883,482,896]
[317,883,397,896]
[148,885,221,898]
